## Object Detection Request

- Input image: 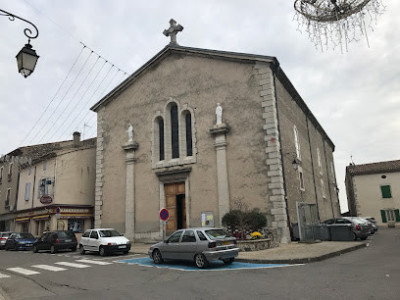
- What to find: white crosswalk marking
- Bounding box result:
[7,267,40,276]
[0,273,11,279]
[75,259,112,265]
[55,262,90,268]
[32,265,67,272]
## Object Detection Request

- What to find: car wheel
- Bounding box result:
[222,258,234,265]
[50,245,57,254]
[32,246,38,253]
[5,245,9,251]
[80,245,85,255]
[123,250,129,255]
[195,254,208,269]
[152,249,164,264]
[71,246,77,252]
[352,232,358,241]
[361,236,367,240]
[99,246,106,257]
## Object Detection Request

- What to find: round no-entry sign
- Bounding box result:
[160,208,169,221]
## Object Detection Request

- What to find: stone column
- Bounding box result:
[122,142,138,242]
[210,124,230,226]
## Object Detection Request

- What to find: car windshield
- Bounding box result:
[204,229,232,240]
[57,231,75,238]
[17,233,34,239]
[99,230,122,237]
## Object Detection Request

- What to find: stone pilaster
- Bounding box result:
[122,142,139,242]
[210,124,230,226]
[256,62,290,243]
[94,107,105,228]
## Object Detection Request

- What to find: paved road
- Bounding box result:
[0,227,399,299]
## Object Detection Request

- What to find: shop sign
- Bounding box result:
[40,195,52,204]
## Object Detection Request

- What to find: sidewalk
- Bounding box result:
[131,241,367,264]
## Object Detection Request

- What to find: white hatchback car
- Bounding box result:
[79,228,131,256]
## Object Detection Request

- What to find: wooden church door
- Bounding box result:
[165,182,186,235]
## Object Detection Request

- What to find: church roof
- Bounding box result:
[90,44,279,112]
[90,44,334,149]
[346,160,400,176]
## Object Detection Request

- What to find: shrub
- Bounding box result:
[222,209,267,239]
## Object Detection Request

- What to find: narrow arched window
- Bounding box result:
[170,104,179,158]
[185,113,193,156]
[158,118,165,161]
[294,125,301,160]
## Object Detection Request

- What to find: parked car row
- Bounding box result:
[322,216,378,241]
[0,228,130,257]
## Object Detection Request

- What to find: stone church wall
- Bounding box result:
[274,77,339,225]
[97,54,273,237]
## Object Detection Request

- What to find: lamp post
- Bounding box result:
[0,8,39,78]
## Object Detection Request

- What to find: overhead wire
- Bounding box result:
[34,49,95,144]
[20,1,130,146]
[19,46,86,146]
[44,54,103,142]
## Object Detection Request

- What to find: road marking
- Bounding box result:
[118,257,304,272]
[0,273,11,279]
[32,265,67,272]
[55,262,90,269]
[7,267,40,276]
[75,259,112,265]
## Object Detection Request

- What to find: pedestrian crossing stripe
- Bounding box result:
[32,265,67,272]
[55,262,90,268]
[0,273,10,278]
[7,267,40,276]
[75,259,112,265]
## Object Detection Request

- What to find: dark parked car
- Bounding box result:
[323,217,370,240]
[353,217,376,234]
[148,228,239,268]
[0,232,11,250]
[5,232,36,250]
[33,231,77,254]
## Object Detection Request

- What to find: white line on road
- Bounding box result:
[32,265,67,272]
[75,259,112,265]
[55,262,90,268]
[0,273,10,279]
[7,267,40,276]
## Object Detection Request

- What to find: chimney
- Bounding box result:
[73,131,81,147]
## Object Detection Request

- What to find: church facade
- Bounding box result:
[91,37,340,243]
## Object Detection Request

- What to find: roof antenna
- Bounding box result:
[350,155,355,166]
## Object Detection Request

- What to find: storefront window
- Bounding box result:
[68,219,83,233]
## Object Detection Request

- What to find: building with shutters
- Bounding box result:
[0,133,96,238]
[345,160,400,226]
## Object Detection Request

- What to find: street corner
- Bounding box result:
[117,257,304,271]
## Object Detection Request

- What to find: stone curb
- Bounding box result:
[235,243,367,264]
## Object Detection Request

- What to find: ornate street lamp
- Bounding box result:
[0,8,39,77]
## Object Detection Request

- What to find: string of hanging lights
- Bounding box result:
[293,0,385,52]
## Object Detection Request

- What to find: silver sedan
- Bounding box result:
[148,228,239,268]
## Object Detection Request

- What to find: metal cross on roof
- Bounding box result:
[163,19,184,46]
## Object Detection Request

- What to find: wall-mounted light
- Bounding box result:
[1,9,40,78]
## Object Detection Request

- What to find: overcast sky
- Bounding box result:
[0,0,399,213]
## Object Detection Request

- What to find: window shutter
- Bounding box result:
[381,185,392,198]
[380,210,387,223]
[395,209,400,222]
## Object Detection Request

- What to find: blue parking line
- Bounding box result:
[118,257,299,271]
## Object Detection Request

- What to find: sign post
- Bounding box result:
[56,207,60,231]
[159,208,169,241]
